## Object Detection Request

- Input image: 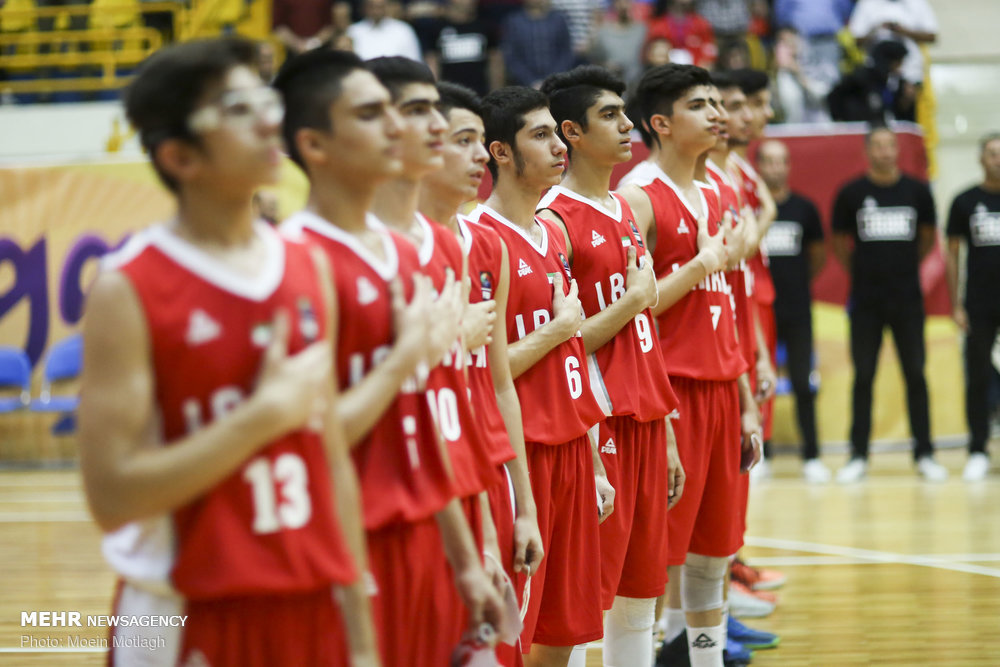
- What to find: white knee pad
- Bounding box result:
[681,553,727,613]
[607,595,656,632]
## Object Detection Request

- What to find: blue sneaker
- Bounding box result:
[728,616,780,650]
[725,637,753,663]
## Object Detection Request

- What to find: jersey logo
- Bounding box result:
[356,276,380,305]
[629,219,645,248]
[185,309,221,346]
[558,252,572,277]
[251,322,272,347]
[600,437,617,455]
[591,230,606,247]
[297,297,320,342]
[677,219,690,234]
[517,258,533,277]
[479,270,494,300]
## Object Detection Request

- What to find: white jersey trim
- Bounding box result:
[456,215,475,256]
[649,167,710,222]
[537,185,623,222]
[284,210,399,281]
[414,213,436,267]
[706,158,738,192]
[616,159,660,189]
[103,221,286,302]
[729,153,760,183]
[468,203,549,257]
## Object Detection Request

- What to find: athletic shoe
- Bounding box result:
[963,453,990,481]
[727,616,780,650]
[749,455,771,481]
[725,638,753,662]
[729,583,775,618]
[916,456,948,482]
[836,457,867,484]
[802,458,832,484]
[732,558,786,591]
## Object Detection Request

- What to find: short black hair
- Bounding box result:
[631,64,712,148]
[729,68,770,96]
[710,70,740,92]
[124,37,259,192]
[480,86,549,180]
[541,65,626,155]
[366,56,436,101]
[272,48,365,170]
[437,81,482,119]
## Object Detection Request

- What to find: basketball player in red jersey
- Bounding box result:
[535,65,685,667]
[273,49,502,667]
[420,81,547,667]
[617,64,761,667]
[468,86,609,667]
[78,39,378,666]
[364,56,512,656]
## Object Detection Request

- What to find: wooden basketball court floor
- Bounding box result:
[1,446,998,666]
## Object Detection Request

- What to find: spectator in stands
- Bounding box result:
[715,38,750,70]
[551,0,601,55]
[772,27,832,123]
[589,0,647,85]
[500,0,575,87]
[773,0,851,96]
[424,0,503,94]
[347,0,423,61]
[849,0,938,88]
[646,0,717,68]
[757,139,830,483]
[747,0,769,40]
[272,0,336,56]
[480,0,525,37]
[642,36,674,68]
[827,39,913,123]
[257,41,277,82]
[697,0,750,46]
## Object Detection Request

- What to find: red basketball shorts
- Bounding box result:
[109,581,350,666]
[487,465,526,667]
[666,376,744,565]
[520,435,603,650]
[597,415,671,607]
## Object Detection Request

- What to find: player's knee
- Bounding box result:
[607,595,656,632]
[680,553,727,613]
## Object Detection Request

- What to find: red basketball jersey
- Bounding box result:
[706,163,757,369]
[537,186,678,422]
[468,204,604,445]
[626,166,746,381]
[731,153,776,307]
[456,216,517,467]
[411,213,499,495]
[283,211,455,531]
[105,222,357,599]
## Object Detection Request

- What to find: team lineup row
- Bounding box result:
[79,36,793,667]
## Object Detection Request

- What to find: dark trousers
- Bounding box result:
[849,299,933,460]
[776,312,819,460]
[964,310,1000,454]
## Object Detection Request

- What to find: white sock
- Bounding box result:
[687,624,724,667]
[567,643,588,667]
[664,607,686,643]
[721,608,729,645]
[603,596,655,667]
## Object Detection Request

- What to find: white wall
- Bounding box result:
[0,101,143,164]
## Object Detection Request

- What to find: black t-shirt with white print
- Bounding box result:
[946,185,1000,316]
[832,174,936,306]
[763,192,824,322]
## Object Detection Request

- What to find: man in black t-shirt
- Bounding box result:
[423,0,502,95]
[831,126,947,482]
[758,139,829,482]
[946,132,1000,481]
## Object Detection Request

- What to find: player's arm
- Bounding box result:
[336,274,433,445]
[312,250,380,664]
[79,271,331,533]
[753,306,776,404]
[489,240,544,574]
[665,417,685,509]
[945,236,967,331]
[435,498,506,629]
[655,214,729,317]
[753,173,777,237]
[807,239,826,279]
[831,189,854,273]
[736,372,762,469]
[917,224,937,261]
[507,270,582,379]
[589,424,615,523]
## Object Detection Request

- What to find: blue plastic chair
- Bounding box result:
[0,347,32,413]
[30,334,83,415]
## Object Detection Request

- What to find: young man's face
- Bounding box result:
[573,89,634,167]
[657,84,719,156]
[866,129,898,173]
[506,106,566,190]
[323,69,403,183]
[424,106,489,203]
[746,88,773,139]
[981,138,1000,182]
[756,140,789,190]
[706,84,729,150]
[393,82,448,176]
[720,85,752,146]
[186,64,285,191]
